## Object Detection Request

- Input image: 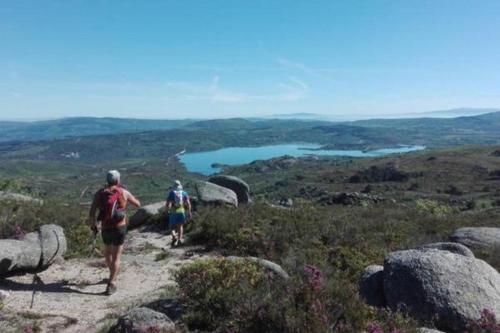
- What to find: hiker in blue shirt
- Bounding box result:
[166,180,192,246]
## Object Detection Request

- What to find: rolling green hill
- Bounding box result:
[0,117,195,142]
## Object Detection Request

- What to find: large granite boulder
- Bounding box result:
[450,227,500,252]
[0,224,66,278]
[0,235,41,277]
[383,249,500,332]
[209,175,251,204]
[109,307,176,333]
[39,224,67,268]
[195,181,238,207]
[129,202,165,229]
[359,265,385,307]
[415,242,475,258]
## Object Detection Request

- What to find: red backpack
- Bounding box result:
[98,187,126,226]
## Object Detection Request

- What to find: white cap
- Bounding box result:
[174,180,182,189]
[107,170,121,185]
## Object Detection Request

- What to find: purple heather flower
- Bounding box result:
[366,322,384,333]
[304,265,324,292]
[13,225,25,240]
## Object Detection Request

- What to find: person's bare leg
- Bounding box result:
[109,245,124,285]
[104,246,113,275]
[178,224,184,242]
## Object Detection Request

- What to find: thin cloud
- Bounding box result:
[277,58,336,82]
[164,76,308,104]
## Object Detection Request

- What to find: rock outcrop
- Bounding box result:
[209,175,251,204]
[318,192,385,206]
[0,224,66,278]
[279,197,293,207]
[383,249,500,332]
[349,164,413,183]
[450,227,500,251]
[359,265,385,307]
[129,202,165,229]
[227,256,290,280]
[109,307,176,333]
[0,191,43,206]
[195,181,238,207]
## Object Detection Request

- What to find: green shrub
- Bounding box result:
[175,258,337,333]
[0,177,30,193]
[415,199,453,216]
[174,258,268,331]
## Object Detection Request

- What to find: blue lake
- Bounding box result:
[179,144,426,175]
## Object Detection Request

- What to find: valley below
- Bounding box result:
[0,114,500,332]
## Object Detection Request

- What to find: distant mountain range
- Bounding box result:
[0,108,499,143]
[0,117,194,143]
[263,108,500,122]
[3,110,500,163]
[398,108,500,118]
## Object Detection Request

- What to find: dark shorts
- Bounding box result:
[102,225,127,246]
[169,212,187,226]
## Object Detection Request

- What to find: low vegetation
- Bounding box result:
[177,195,498,332]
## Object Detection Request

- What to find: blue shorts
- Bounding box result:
[169,212,187,226]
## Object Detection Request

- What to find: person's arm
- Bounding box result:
[88,191,99,233]
[166,191,173,212]
[124,190,141,208]
[185,193,192,220]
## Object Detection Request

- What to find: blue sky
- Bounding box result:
[1,0,500,120]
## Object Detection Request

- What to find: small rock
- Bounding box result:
[145,299,183,322]
[109,307,176,333]
[417,328,445,333]
[227,256,290,280]
[279,198,293,207]
[0,290,9,301]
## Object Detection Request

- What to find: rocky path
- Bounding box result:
[0,228,211,332]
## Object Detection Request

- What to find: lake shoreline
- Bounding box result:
[180,143,426,175]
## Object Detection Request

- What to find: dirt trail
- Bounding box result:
[0,228,211,332]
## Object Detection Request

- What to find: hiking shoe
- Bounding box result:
[105,283,117,296]
[171,235,178,247]
[179,238,185,246]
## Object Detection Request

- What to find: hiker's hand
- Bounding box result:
[188,211,193,221]
[90,224,98,235]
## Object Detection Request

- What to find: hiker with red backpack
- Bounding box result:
[88,170,141,295]
[166,180,192,247]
